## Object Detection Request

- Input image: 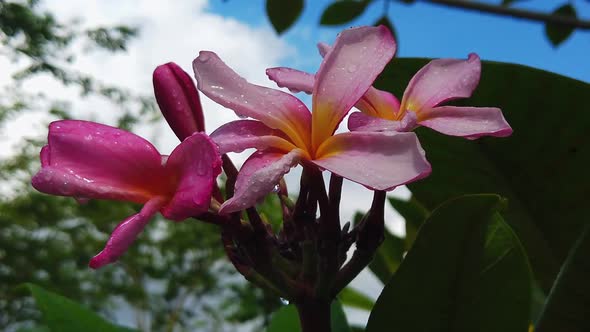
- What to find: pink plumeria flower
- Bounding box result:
[153,62,206,139]
[32,120,221,268]
[268,44,512,140]
[193,26,431,214]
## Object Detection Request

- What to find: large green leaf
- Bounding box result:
[536,223,590,332]
[267,301,351,332]
[376,58,590,291]
[366,195,532,332]
[266,0,304,34]
[320,0,369,26]
[22,284,136,332]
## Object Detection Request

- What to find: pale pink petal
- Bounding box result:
[317,41,400,119]
[193,51,311,150]
[31,120,164,203]
[401,53,481,112]
[313,132,431,191]
[266,67,314,94]
[219,149,302,214]
[312,26,396,150]
[210,120,298,154]
[265,67,399,121]
[348,111,417,132]
[419,106,512,139]
[161,133,222,221]
[356,87,400,119]
[348,112,403,132]
[89,196,166,269]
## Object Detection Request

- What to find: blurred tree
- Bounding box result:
[0,1,280,331]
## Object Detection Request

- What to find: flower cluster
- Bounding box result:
[31,25,511,282]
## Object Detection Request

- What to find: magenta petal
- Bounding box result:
[31,120,163,203]
[313,132,431,191]
[160,132,222,221]
[219,149,302,214]
[402,53,481,111]
[420,106,513,139]
[40,145,50,167]
[312,26,396,149]
[89,196,166,269]
[153,62,205,140]
[266,67,314,94]
[210,120,297,154]
[193,51,311,150]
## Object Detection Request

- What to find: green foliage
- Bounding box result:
[536,224,590,332]
[366,195,532,332]
[376,58,590,292]
[388,197,428,249]
[266,0,304,34]
[267,301,351,332]
[320,0,370,26]
[22,284,136,332]
[338,287,374,311]
[545,4,577,47]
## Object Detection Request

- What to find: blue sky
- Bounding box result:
[210,0,590,82]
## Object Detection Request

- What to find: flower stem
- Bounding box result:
[296,300,332,332]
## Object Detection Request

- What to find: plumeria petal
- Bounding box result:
[193,51,311,150]
[153,62,205,140]
[318,41,400,119]
[210,120,298,155]
[219,149,302,214]
[31,120,164,203]
[356,87,400,119]
[312,26,396,150]
[419,106,512,139]
[266,67,314,94]
[348,111,417,132]
[160,133,222,221]
[401,53,481,112]
[265,67,399,120]
[89,196,167,269]
[313,131,431,191]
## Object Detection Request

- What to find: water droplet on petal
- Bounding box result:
[347,64,358,73]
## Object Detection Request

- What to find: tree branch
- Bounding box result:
[423,0,590,30]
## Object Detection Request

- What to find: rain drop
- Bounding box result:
[347,64,358,73]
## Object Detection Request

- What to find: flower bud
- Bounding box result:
[153,62,205,140]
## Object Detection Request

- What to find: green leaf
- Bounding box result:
[388,196,429,249]
[545,4,577,47]
[376,58,590,291]
[22,284,137,332]
[267,301,351,332]
[266,0,304,34]
[338,287,374,311]
[536,224,590,332]
[320,0,369,26]
[366,195,532,332]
